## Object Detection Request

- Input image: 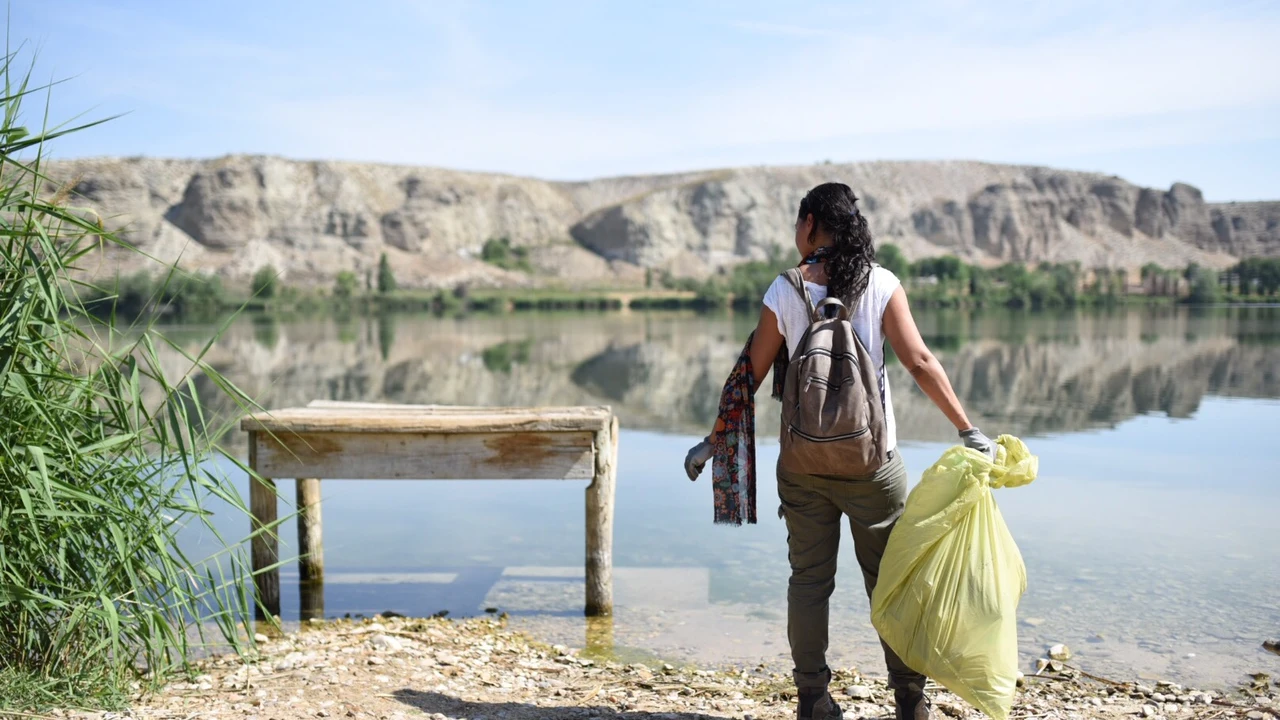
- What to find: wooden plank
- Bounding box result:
[307,400,522,412]
[241,405,611,435]
[255,430,597,480]
[585,415,618,617]
[248,431,280,621]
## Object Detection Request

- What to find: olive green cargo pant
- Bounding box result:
[776,452,927,693]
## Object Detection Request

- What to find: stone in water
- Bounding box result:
[1048,643,1072,661]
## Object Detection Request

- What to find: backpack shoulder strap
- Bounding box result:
[781,268,819,323]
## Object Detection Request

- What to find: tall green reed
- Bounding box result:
[0,48,272,709]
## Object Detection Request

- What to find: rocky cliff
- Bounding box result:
[50,155,1278,288]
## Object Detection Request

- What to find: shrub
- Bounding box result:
[252,265,278,299]
[1187,266,1224,304]
[377,253,397,294]
[876,243,909,277]
[0,55,261,710]
[1232,258,1280,296]
[480,237,531,272]
[333,270,360,299]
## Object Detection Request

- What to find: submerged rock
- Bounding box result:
[1049,643,1074,661]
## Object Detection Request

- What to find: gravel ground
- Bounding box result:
[42,616,1279,720]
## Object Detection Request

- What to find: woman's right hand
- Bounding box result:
[684,436,714,481]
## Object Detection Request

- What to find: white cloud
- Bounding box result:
[686,15,1280,147]
[251,4,1280,183]
[24,0,1280,196]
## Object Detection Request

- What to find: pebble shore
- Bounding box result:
[45,616,1279,720]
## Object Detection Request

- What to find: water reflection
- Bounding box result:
[167,307,1280,688]
[164,306,1280,444]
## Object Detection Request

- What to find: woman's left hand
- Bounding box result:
[684,437,714,481]
[960,427,998,461]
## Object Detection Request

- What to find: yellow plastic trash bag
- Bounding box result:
[870,435,1038,720]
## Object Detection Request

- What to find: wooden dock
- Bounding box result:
[240,401,618,620]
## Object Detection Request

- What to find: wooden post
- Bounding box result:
[585,415,617,616]
[248,431,280,621]
[296,478,324,621]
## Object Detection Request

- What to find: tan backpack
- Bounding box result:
[778,268,889,478]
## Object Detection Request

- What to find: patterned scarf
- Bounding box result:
[710,333,787,525]
[709,248,831,525]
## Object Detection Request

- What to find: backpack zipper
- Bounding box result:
[805,375,855,391]
[800,347,860,365]
[787,424,870,443]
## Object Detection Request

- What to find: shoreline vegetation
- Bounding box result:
[1,48,265,711]
[86,246,1280,321]
[41,615,1280,720]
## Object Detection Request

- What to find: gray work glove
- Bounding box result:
[684,436,714,481]
[959,427,998,461]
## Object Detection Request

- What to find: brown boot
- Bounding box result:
[894,687,932,720]
[798,688,843,720]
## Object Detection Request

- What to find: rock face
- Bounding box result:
[58,156,628,289]
[48,155,1278,288]
[571,163,1272,272]
[1208,201,1280,257]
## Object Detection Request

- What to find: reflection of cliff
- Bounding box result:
[571,326,1280,442]
[888,334,1280,441]
[172,314,747,449]
[169,310,1280,450]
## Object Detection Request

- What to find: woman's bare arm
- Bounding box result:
[704,305,785,439]
[683,303,787,482]
[748,305,785,391]
[881,287,974,432]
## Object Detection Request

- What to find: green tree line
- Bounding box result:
[672,244,1279,311]
[89,244,1280,320]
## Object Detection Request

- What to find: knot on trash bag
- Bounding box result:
[987,435,1038,489]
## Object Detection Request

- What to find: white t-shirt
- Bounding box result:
[762,265,902,451]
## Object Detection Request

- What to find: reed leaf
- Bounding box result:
[0,43,272,711]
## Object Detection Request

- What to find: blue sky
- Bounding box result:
[11,0,1280,200]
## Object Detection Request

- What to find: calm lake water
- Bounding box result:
[172,306,1280,689]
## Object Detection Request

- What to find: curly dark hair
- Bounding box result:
[797,182,875,301]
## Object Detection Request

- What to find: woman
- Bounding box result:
[684,183,997,720]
